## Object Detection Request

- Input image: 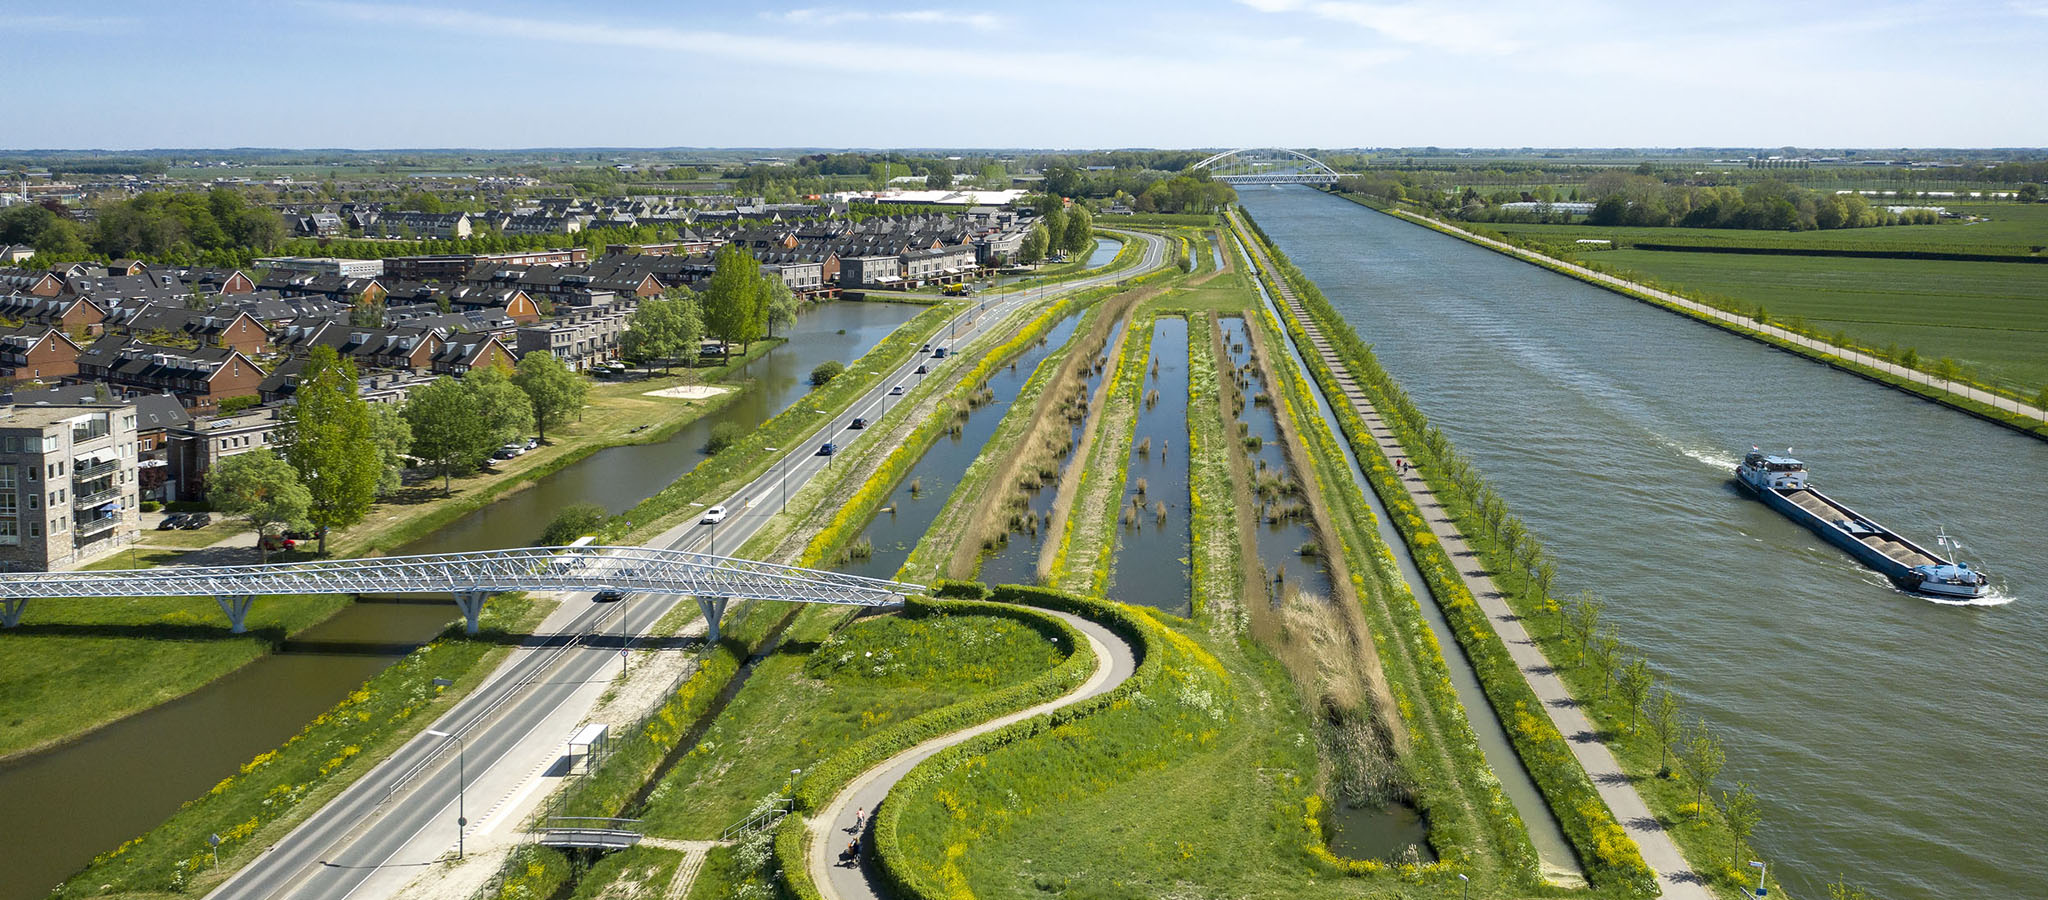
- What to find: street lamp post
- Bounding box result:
[425,729,466,859]
[1457,873,1468,900]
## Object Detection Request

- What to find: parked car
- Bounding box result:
[179,513,211,529]
[701,505,728,524]
[817,442,838,457]
[493,444,523,460]
[283,527,321,541]
[158,513,189,530]
[526,437,541,450]
[260,534,297,553]
[594,589,626,603]
[848,417,867,430]
[888,385,906,396]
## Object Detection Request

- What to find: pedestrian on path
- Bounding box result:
[853,807,866,832]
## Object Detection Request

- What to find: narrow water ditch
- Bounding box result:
[1110,317,1192,616]
[0,301,923,900]
[975,316,1129,587]
[832,314,1085,581]
[1240,237,1579,875]
[1219,316,1334,604]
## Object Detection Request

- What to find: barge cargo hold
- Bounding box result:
[1735,450,1990,600]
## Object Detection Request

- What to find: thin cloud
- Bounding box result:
[1234,0,1535,54]
[12,14,139,31]
[770,7,1006,30]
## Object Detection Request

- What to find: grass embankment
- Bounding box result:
[1333,192,2048,436]
[633,604,1069,838]
[1475,202,2048,258]
[1243,210,1782,897]
[53,594,548,898]
[0,594,351,760]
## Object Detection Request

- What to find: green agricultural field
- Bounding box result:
[1589,250,2048,393]
[633,607,1066,838]
[0,594,354,759]
[1487,202,2048,256]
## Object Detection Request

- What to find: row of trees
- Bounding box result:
[209,347,590,557]
[1019,197,1096,265]
[621,245,795,371]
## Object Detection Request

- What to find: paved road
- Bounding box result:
[1392,210,2048,424]
[1237,215,1711,899]
[204,230,1169,900]
[807,611,1137,900]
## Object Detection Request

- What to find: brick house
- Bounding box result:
[74,338,267,413]
[0,326,84,380]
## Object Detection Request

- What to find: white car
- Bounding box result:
[700,505,728,524]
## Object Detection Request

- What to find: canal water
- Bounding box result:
[977,315,1128,587]
[1239,186,2048,900]
[834,314,1084,581]
[1085,235,1119,270]
[402,301,921,555]
[0,301,919,900]
[0,602,460,900]
[1111,318,1193,616]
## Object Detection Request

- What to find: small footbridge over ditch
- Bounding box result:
[0,545,922,642]
[1191,148,1352,185]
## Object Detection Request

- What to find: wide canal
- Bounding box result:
[1238,186,2048,900]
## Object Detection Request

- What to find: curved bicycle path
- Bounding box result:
[806,610,1138,900]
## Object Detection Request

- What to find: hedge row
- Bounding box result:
[773,589,1095,900]
[1239,212,1659,897]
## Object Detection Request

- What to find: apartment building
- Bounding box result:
[0,402,140,570]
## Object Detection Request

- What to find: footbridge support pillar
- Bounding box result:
[454,590,490,636]
[697,596,729,645]
[2,598,24,628]
[216,595,255,634]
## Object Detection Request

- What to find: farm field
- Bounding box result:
[1485,202,2048,256]
[1588,250,2048,393]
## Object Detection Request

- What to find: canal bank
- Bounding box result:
[1240,185,2048,900]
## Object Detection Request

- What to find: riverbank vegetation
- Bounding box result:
[52,594,547,899]
[1240,209,1787,898]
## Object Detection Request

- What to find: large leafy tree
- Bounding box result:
[1019,225,1049,266]
[762,276,797,338]
[366,402,412,496]
[207,450,311,563]
[278,346,379,552]
[702,244,764,359]
[1061,205,1095,258]
[403,377,487,493]
[622,290,703,373]
[468,363,536,450]
[512,351,588,443]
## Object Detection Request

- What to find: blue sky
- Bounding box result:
[5,0,2045,149]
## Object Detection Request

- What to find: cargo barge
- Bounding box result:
[1735,449,1990,600]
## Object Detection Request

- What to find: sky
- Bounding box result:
[5,0,2046,150]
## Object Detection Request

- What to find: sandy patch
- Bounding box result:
[642,385,732,400]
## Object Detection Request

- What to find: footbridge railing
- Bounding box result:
[0,546,924,640]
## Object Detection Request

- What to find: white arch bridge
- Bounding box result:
[1190,148,1351,185]
[0,546,922,643]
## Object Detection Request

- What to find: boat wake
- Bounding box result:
[1912,586,2016,608]
[1678,445,1741,472]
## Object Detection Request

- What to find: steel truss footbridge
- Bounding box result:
[0,545,922,643]
[1191,148,1351,186]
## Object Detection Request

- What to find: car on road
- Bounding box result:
[701,505,728,524]
[179,513,212,529]
[817,442,837,457]
[594,589,626,602]
[931,347,947,359]
[915,364,929,375]
[158,513,189,530]
[888,385,905,396]
[848,417,867,430]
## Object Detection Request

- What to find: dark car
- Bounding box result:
[915,365,929,375]
[157,513,189,530]
[848,417,867,430]
[817,442,838,457]
[178,513,212,529]
[931,347,947,359]
[594,589,626,603]
[921,343,931,353]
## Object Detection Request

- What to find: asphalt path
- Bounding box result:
[205,230,1168,900]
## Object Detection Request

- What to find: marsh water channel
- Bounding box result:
[833,314,1083,580]
[1219,316,1335,603]
[1240,186,2048,899]
[0,301,918,900]
[1110,317,1194,616]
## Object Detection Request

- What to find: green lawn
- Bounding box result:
[633,607,1066,838]
[0,593,351,759]
[1590,250,2048,393]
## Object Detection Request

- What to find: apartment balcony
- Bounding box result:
[74,487,121,509]
[73,458,120,481]
[76,515,122,538]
